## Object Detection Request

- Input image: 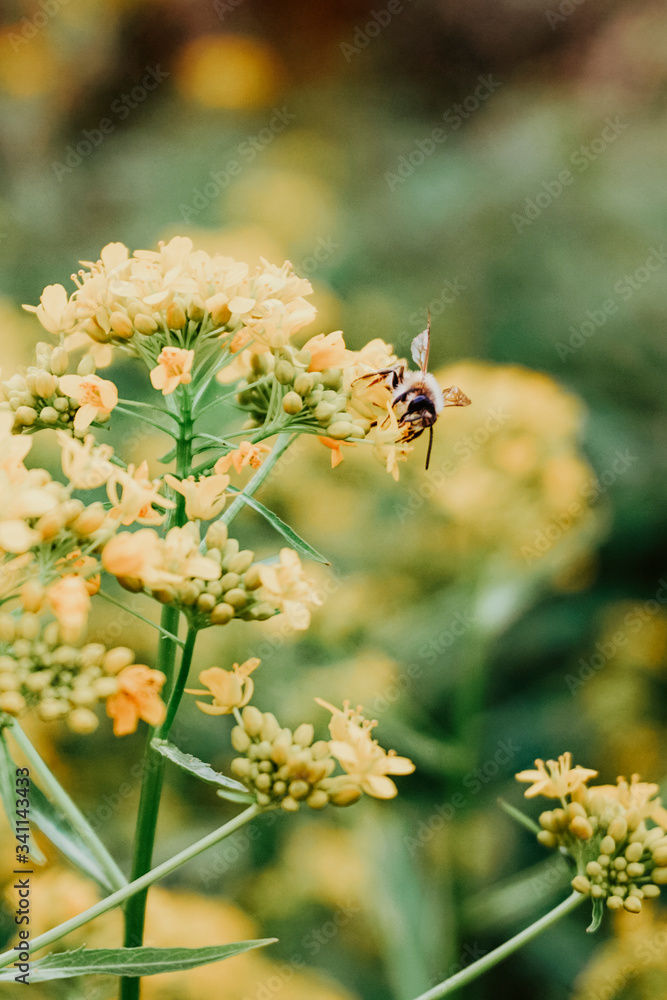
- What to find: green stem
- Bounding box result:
[117,399,180,423]
[410,892,585,1000]
[120,389,194,999]
[0,805,261,970]
[97,591,185,646]
[6,719,127,892]
[157,626,198,739]
[220,432,294,526]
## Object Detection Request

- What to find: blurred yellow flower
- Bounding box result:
[107,462,175,526]
[106,664,166,736]
[47,574,91,643]
[58,373,118,431]
[176,35,282,109]
[57,431,114,489]
[258,548,321,629]
[214,441,271,475]
[304,331,353,372]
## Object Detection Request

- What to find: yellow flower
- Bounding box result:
[318,436,355,469]
[102,524,220,590]
[57,431,115,489]
[316,699,415,799]
[58,373,118,431]
[47,574,91,642]
[369,403,412,481]
[214,441,271,475]
[150,347,195,395]
[303,331,354,372]
[186,659,259,715]
[23,283,75,335]
[106,664,166,736]
[164,473,229,520]
[516,752,598,798]
[590,774,667,828]
[0,411,32,481]
[106,462,175,526]
[258,548,322,629]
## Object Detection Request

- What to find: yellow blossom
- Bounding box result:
[57,431,115,489]
[0,411,32,481]
[150,347,195,395]
[47,574,91,642]
[102,525,221,590]
[186,659,259,715]
[590,774,667,828]
[316,699,415,799]
[369,403,413,481]
[318,436,355,469]
[106,664,166,736]
[58,373,118,431]
[23,283,75,335]
[303,331,354,372]
[516,752,598,798]
[106,463,175,526]
[214,441,271,475]
[164,473,229,520]
[258,548,321,629]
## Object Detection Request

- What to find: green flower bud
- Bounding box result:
[77,354,97,376]
[294,373,314,396]
[133,314,157,336]
[280,796,299,813]
[223,588,247,609]
[293,723,314,747]
[623,896,642,913]
[325,420,356,440]
[652,845,667,866]
[314,401,336,423]
[226,551,255,575]
[606,895,624,910]
[571,875,591,894]
[642,884,660,898]
[625,841,644,863]
[49,347,69,376]
[15,405,37,426]
[220,572,240,590]
[600,835,616,855]
[307,789,329,810]
[39,406,59,424]
[275,360,295,384]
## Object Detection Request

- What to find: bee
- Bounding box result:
[356,315,471,469]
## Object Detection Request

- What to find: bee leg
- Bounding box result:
[425,425,434,470]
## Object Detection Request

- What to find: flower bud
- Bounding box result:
[0,691,26,714]
[134,314,157,336]
[49,347,69,376]
[282,391,303,415]
[625,841,644,863]
[241,705,263,737]
[626,862,645,878]
[34,371,57,398]
[223,588,247,609]
[211,602,235,624]
[652,845,667,866]
[206,521,228,550]
[642,884,661,898]
[274,360,295,384]
[73,504,107,535]
[40,406,59,424]
[325,420,356,440]
[102,647,135,675]
[15,405,37,426]
[606,895,624,910]
[226,551,255,575]
[623,896,642,913]
[600,835,616,855]
[67,708,99,733]
[609,817,628,842]
[167,301,187,330]
[570,816,594,840]
[307,789,329,810]
[243,565,263,590]
[294,373,314,396]
[293,723,314,747]
[109,311,134,339]
[329,784,362,807]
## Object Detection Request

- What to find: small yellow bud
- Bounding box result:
[623,896,642,913]
[613,856,627,870]
[0,614,16,642]
[606,895,624,910]
[73,504,107,536]
[167,301,187,330]
[223,588,247,609]
[188,295,206,322]
[77,354,97,376]
[294,373,314,396]
[67,708,99,733]
[329,784,362,807]
[571,875,591,895]
[600,835,616,855]
[293,723,314,747]
[642,884,660,898]
[231,728,252,753]
[307,789,329,810]
[243,565,263,590]
[326,420,356,440]
[133,314,157,336]
[39,405,59,424]
[205,521,228,550]
[651,866,667,884]
[242,705,263,737]
[652,845,667,866]
[275,360,295,384]
[34,371,57,397]
[109,311,134,339]
[586,861,602,877]
[281,796,299,813]
[608,817,628,842]
[102,647,135,675]
[282,391,303,415]
[226,551,255,575]
[211,602,235,624]
[15,405,37,426]
[536,830,558,849]
[196,593,216,614]
[49,347,69,376]
[625,841,644,863]
[313,401,336,423]
[288,780,310,800]
[626,862,645,878]
[570,816,594,840]
[0,691,26,714]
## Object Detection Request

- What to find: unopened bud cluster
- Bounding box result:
[237,348,371,441]
[230,705,362,813]
[539,796,665,913]
[0,344,97,435]
[118,521,277,629]
[0,614,135,733]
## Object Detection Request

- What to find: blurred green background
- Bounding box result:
[1,0,667,997]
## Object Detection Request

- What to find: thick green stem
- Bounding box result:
[6,720,126,893]
[0,805,261,970]
[120,389,194,999]
[156,627,198,741]
[410,892,585,1000]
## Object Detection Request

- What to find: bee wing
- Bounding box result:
[442,385,471,407]
[410,314,431,372]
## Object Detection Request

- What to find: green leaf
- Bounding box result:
[151,739,254,803]
[158,444,177,464]
[586,896,604,933]
[0,941,276,982]
[0,730,115,887]
[0,731,46,866]
[497,797,540,834]
[227,487,330,565]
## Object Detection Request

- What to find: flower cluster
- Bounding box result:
[0,343,117,436]
[101,521,319,630]
[517,754,667,914]
[24,240,317,369]
[0,614,165,736]
[190,661,415,813]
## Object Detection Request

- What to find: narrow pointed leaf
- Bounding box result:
[586,897,604,933]
[497,797,540,834]
[227,487,330,564]
[0,940,276,982]
[152,739,254,803]
[158,445,177,464]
